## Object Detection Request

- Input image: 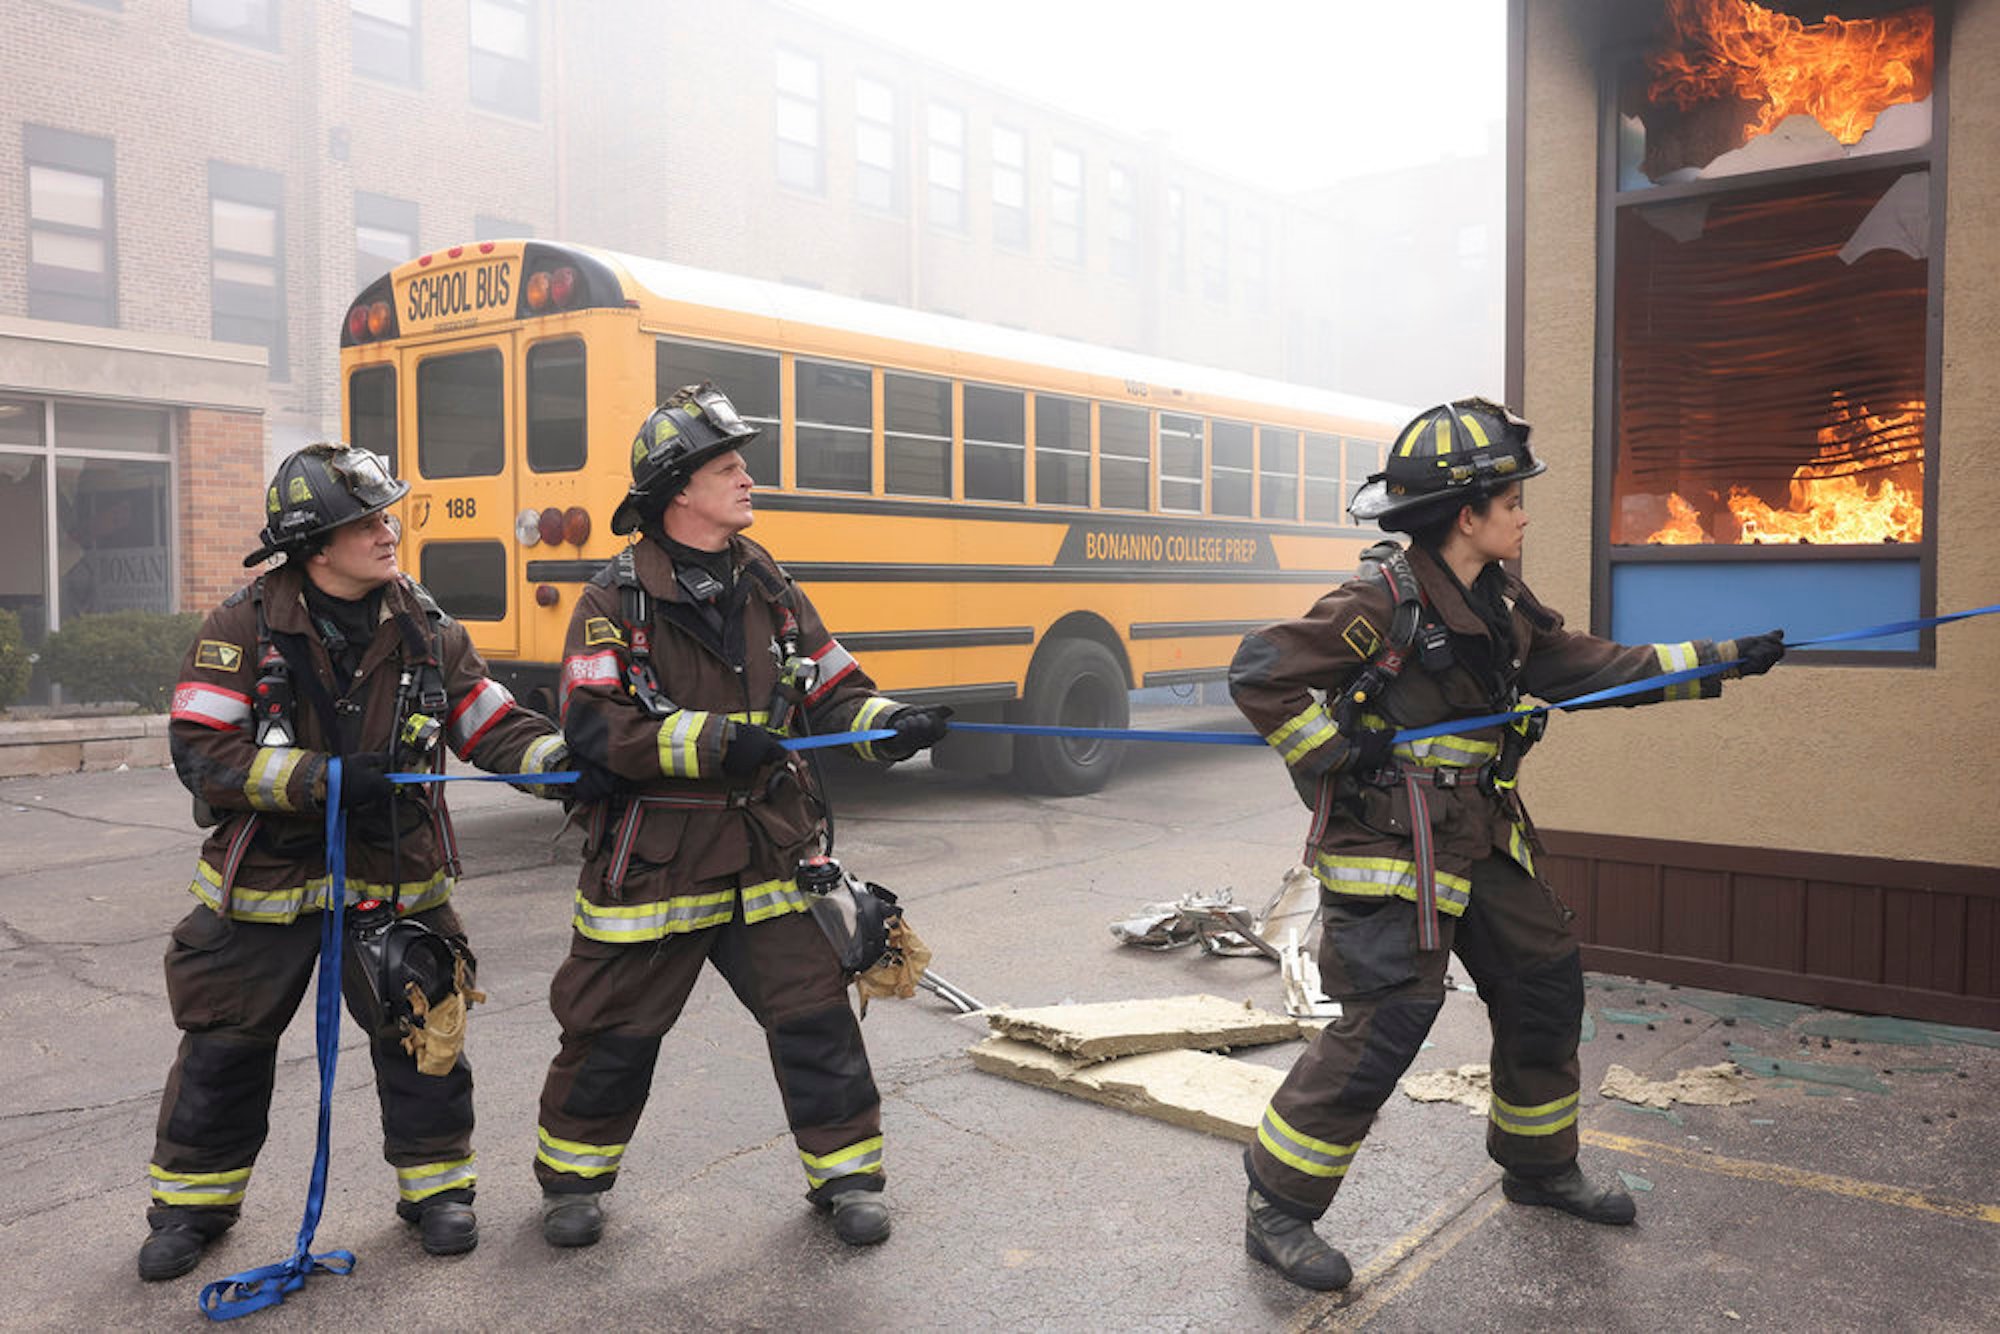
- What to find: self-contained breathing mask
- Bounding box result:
[342,898,484,1075]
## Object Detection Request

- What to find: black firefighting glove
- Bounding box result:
[1730,629,1786,677]
[722,723,791,780]
[335,751,398,810]
[1342,725,1398,777]
[565,754,623,806]
[875,705,954,762]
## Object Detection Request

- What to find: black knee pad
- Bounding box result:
[562,1031,663,1120]
[1337,997,1442,1110]
[165,1036,278,1150]
[374,1036,475,1141]
[1509,950,1584,1065]
[772,1005,876,1128]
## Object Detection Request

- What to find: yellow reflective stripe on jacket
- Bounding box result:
[189,860,452,923]
[799,1135,884,1187]
[1393,732,1500,768]
[1490,1091,1578,1137]
[1256,1106,1358,1180]
[396,1156,476,1202]
[656,709,715,778]
[571,888,736,942]
[149,1163,251,1207]
[244,746,305,812]
[849,696,900,760]
[1652,641,1703,701]
[1310,853,1472,916]
[536,1126,625,1179]
[741,876,813,924]
[1266,701,1338,767]
[521,733,566,775]
[1507,822,1536,875]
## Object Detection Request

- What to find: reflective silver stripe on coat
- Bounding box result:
[807,638,859,702]
[850,696,899,760]
[171,682,253,731]
[1310,853,1472,916]
[572,888,737,942]
[560,648,621,718]
[657,709,713,778]
[448,678,515,751]
[1267,702,1338,767]
[522,733,566,775]
[741,876,813,924]
[1393,732,1500,768]
[1653,641,1701,701]
[244,746,304,812]
[190,861,452,923]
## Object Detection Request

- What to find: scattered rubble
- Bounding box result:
[1599,1062,1756,1109]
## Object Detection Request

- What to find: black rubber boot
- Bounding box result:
[409,1200,479,1255]
[541,1192,606,1248]
[818,1190,891,1246]
[1244,1188,1352,1291]
[1501,1165,1637,1225]
[137,1224,210,1281]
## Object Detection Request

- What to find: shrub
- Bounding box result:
[37,610,203,712]
[0,607,30,711]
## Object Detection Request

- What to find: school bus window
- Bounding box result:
[1098,404,1149,511]
[527,337,586,473]
[1035,394,1090,507]
[420,540,506,621]
[349,365,397,475]
[1211,420,1252,517]
[885,372,952,497]
[1303,431,1340,522]
[795,359,872,492]
[1259,426,1299,521]
[1344,435,1384,494]
[1160,413,1203,513]
[964,384,1025,502]
[417,348,503,479]
[657,338,780,485]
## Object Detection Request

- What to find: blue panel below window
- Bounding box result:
[1609,559,1921,652]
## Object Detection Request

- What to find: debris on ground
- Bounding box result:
[985,994,1300,1063]
[967,1037,1282,1141]
[1110,865,1320,962]
[1599,1062,1756,1109]
[1400,1063,1492,1115]
[1726,1043,1892,1094]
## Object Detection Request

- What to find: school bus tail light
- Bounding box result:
[515,507,544,547]
[562,506,591,546]
[538,506,567,546]
[525,265,582,314]
[340,274,400,348]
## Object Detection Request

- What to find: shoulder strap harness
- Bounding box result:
[611,548,677,720]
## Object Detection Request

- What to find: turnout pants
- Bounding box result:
[146,904,478,1233]
[1248,855,1584,1220]
[534,891,883,1200]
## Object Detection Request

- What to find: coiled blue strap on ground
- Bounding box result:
[197,760,358,1320]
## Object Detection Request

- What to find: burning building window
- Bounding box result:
[1602,0,1936,655]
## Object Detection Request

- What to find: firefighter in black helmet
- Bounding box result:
[1227,399,1786,1290]
[138,442,572,1282]
[531,384,950,1250]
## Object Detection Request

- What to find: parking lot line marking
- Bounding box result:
[1583,1129,2000,1225]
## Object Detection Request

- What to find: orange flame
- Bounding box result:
[1648,0,1933,146]
[1643,398,1924,545]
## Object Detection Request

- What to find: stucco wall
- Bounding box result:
[1517,0,2000,868]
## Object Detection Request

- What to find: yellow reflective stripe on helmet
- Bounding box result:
[1255,1106,1358,1180]
[1652,641,1703,701]
[1432,416,1453,456]
[244,746,304,812]
[799,1135,884,1187]
[1266,702,1337,767]
[189,861,452,923]
[849,696,900,760]
[572,888,737,942]
[149,1163,251,1207]
[1460,411,1490,449]
[657,709,714,779]
[1310,853,1471,916]
[741,876,813,925]
[1489,1091,1578,1137]
[536,1126,626,1178]
[396,1156,476,1202]
[1396,416,1428,457]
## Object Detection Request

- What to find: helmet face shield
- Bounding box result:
[327,446,402,509]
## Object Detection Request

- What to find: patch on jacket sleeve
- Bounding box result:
[583,616,625,647]
[1341,615,1382,660]
[194,640,244,672]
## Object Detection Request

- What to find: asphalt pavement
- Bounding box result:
[1,705,1995,1332]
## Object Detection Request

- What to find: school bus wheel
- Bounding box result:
[1012,637,1130,796]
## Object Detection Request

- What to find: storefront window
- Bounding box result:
[57,455,172,616]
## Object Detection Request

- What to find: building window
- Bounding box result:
[1210,421,1252,517]
[354,191,417,289]
[885,373,952,497]
[1166,185,1186,291]
[1258,427,1298,520]
[1098,405,1149,511]
[963,384,1024,502]
[1159,413,1203,513]
[1107,164,1136,279]
[25,126,116,328]
[191,0,277,48]
[795,360,872,492]
[1034,394,1089,506]
[352,0,418,85]
[1050,145,1083,265]
[855,76,899,213]
[1199,197,1228,304]
[775,49,822,194]
[1603,0,1936,656]
[992,124,1027,250]
[1303,432,1340,523]
[469,0,537,120]
[1244,214,1270,311]
[474,214,533,241]
[656,340,780,486]
[927,103,965,232]
[209,162,286,380]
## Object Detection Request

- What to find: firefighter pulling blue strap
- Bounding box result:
[196,759,358,1321]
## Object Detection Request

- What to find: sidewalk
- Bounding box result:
[0,709,169,778]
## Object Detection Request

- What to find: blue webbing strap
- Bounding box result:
[197,759,358,1321]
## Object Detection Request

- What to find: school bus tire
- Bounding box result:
[1012,637,1130,796]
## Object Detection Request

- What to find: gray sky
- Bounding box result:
[783,0,1507,192]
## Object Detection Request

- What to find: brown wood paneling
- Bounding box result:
[1540,831,2000,1031]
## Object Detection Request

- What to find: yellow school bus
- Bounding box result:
[339,239,1407,793]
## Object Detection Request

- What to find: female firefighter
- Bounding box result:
[1226,399,1784,1290]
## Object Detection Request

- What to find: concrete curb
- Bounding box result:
[0,714,171,779]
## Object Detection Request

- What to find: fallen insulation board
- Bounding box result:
[968,1037,1283,1141]
[984,994,1301,1063]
